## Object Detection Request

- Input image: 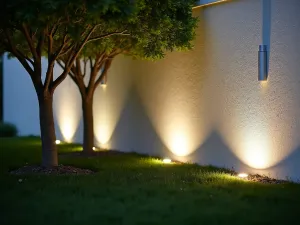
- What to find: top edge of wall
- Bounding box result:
[193,0,230,9]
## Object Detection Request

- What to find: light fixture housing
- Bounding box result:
[101,75,107,86]
[163,158,172,164]
[238,173,249,178]
[258,45,268,81]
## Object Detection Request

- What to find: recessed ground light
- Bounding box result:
[55,140,61,144]
[163,158,172,164]
[238,173,249,178]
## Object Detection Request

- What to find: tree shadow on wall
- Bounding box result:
[186,130,253,173]
[108,89,252,172]
[92,87,300,181]
[107,88,171,158]
[267,146,300,182]
[189,131,300,181]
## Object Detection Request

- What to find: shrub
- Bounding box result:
[0,122,18,137]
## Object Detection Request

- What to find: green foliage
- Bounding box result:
[0,0,139,68]
[131,0,198,59]
[1,0,198,68]
[0,122,18,137]
[52,0,198,98]
[71,0,199,61]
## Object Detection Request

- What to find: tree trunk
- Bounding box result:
[82,96,94,155]
[38,93,58,167]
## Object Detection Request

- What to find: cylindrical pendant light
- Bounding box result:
[258,45,268,81]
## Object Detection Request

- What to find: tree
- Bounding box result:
[57,0,198,155]
[0,0,138,166]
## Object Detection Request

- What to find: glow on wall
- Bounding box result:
[134,47,212,160]
[232,117,274,169]
[93,56,133,149]
[131,1,300,181]
[218,79,298,171]
[133,11,212,160]
[93,86,111,148]
[53,67,82,142]
[160,105,210,158]
[168,130,189,157]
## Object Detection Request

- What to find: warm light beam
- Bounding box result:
[163,158,172,164]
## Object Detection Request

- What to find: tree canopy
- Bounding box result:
[0,0,144,166]
[0,0,141,93]
[75,0,198,61]
[0,0,198,163]
[56,0,198,93]
[55,0,198,155]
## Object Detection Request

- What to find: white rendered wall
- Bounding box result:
[3,0,300,181]
[3,57,45,136]
[3,55,134,144]
[125,0,300,180]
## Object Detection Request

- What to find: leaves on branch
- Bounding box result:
[1,0,198,95]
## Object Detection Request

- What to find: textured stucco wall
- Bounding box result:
[52,55,135,145]
[3,55,134,144]
[127,0,300,180]
[3,0,300,181]
[3,57,47,135]
[53,54,134,146]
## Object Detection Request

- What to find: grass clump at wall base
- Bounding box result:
[0,122,18,137]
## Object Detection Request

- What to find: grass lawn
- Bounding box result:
[1,137,300,225]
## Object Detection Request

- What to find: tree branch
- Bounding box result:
[52,34,69,60]
[59,42,75,57]
[83,58,88,77]
[44,60,55,90]
[87,54,102,92]
[44,34,55,90]
[50,26,97,93]
[21,24,39,61]
[49,18,62,36]
[88,57,93,69]
[36,30,45,57]
[4,30,34,75]
[80,25,91,38]
[57,59,87,97]
[56,59,64,70]
[57,60,77,83]
[48,35,53,58]
[94,58,113,90]
[95,51,106,68]
[23,55,34,66]
[86,31,130,44]
[30,28,38,39]
[76,57,82,77]
[4,29,42,92]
